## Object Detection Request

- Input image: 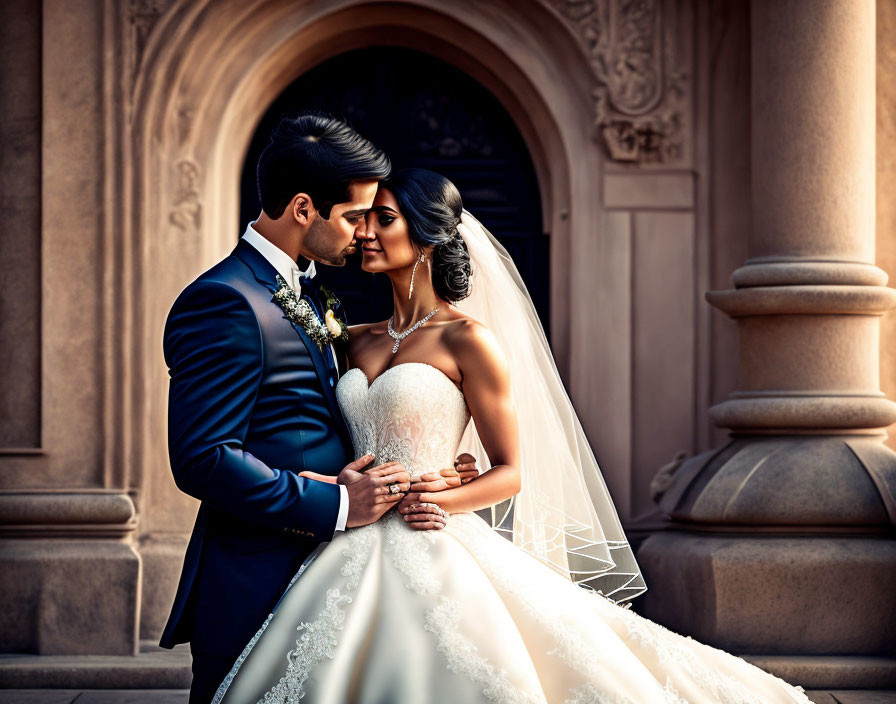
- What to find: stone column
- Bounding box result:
[0,0,142,658]
[638,0,896,689]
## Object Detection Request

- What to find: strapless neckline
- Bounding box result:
[336,362,470,475]
[342,362,464,399]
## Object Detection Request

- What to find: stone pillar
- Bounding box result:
[638,0,896,689]
[0,0,142,657]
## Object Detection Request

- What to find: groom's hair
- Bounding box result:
[257,113,391,220]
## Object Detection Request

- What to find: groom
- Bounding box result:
[159,114,473,703]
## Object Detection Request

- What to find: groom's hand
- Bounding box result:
[336,454,376,486]
[342,460,411,528]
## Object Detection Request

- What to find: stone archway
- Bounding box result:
[238,46,548,331]
[125,0,694,639]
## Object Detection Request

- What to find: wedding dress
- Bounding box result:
[212,361,812,704]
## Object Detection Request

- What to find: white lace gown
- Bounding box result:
[213,363,812,704]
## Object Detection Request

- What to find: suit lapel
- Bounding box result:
[233,241,352,453]
[299,280,350,388]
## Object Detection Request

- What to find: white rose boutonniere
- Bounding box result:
[324,309,343,338]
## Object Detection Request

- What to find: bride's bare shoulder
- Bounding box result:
[347,322,381,337]
[441,314,506,371]
[347,321,388,354]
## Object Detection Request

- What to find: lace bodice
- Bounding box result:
[336,362,470,475]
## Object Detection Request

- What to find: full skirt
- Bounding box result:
[213,511,812,704]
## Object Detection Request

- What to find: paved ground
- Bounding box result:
[1,642,894,703]
[2,690,896,703]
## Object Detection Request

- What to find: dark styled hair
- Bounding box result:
[257,113,391,219]
[382,168,472,302]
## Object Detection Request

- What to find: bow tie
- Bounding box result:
[291,269,315,291]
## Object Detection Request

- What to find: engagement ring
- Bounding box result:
[388,483,401,495]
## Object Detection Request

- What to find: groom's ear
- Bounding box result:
[290,193,315,225]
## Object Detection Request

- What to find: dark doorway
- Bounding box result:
[240,47,548,336]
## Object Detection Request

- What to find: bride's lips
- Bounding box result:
[362,247,383,255]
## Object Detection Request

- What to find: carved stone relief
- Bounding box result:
[128,0,177,81]
[124,0,690,165]
[169,160,202,233]
[542,0,690,164]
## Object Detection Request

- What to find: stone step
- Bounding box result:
[1,644,894,695]
[0,691,189,703]
[743,655,896,690]
[1,690,896,704]
[0,642,191,689]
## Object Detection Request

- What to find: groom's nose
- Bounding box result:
[355,220,373,240]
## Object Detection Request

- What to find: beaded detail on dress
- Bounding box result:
[336,363,470,476]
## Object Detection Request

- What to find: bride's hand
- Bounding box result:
[409,454,479,493]
[454,453,479,484]
[397,493,448,531]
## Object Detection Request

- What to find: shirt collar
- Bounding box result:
[240,221,316,288]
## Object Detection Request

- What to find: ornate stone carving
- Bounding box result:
[128,0,177,75]
[542,0,690,164]
[169,160,202,232]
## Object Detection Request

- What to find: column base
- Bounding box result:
[637,532,896,655]
[137,533,190,643]
[0,539,141,655]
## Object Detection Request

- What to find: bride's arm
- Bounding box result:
[298,471,338,484]
[400,320,520,518]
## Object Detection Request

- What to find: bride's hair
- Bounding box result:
[382,168,472,302]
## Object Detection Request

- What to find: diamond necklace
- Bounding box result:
[387,307,440,354]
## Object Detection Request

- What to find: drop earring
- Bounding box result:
[409,252,425,300]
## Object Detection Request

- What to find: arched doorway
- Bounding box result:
[239,47,548,334]
[131,0,633,640]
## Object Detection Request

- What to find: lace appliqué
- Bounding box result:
[340,523,375,590]
[210,540,332,704]
[336,363,470,477]
[424,596,544,704]
[257,526,376,703]
[564,684,634,704]
[661,677,689,704]
[212,526,375,704]
[616,608,813,704]
[383,511,441,595]
[259,587,351,703]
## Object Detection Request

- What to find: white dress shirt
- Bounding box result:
[241,222,350,534]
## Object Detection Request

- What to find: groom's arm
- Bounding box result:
[164,279,342,540]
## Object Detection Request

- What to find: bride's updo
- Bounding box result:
[382,168,472,302]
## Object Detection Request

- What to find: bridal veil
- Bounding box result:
[455,210,647,603]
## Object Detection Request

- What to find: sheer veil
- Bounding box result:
[455,210,647,603]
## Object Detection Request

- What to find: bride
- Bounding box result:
[212,169,812,703]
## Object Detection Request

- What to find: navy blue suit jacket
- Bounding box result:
[159,239,352,658]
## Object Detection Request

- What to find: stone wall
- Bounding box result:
[879,0,896,452]
[1,0,894,663]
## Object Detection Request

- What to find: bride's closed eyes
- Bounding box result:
[367,205,399,228]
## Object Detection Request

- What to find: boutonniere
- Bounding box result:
[318,284,349,345]
[272,275,349,352]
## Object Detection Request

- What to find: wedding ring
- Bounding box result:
[388,482,401,495]
[420,502,448,519]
